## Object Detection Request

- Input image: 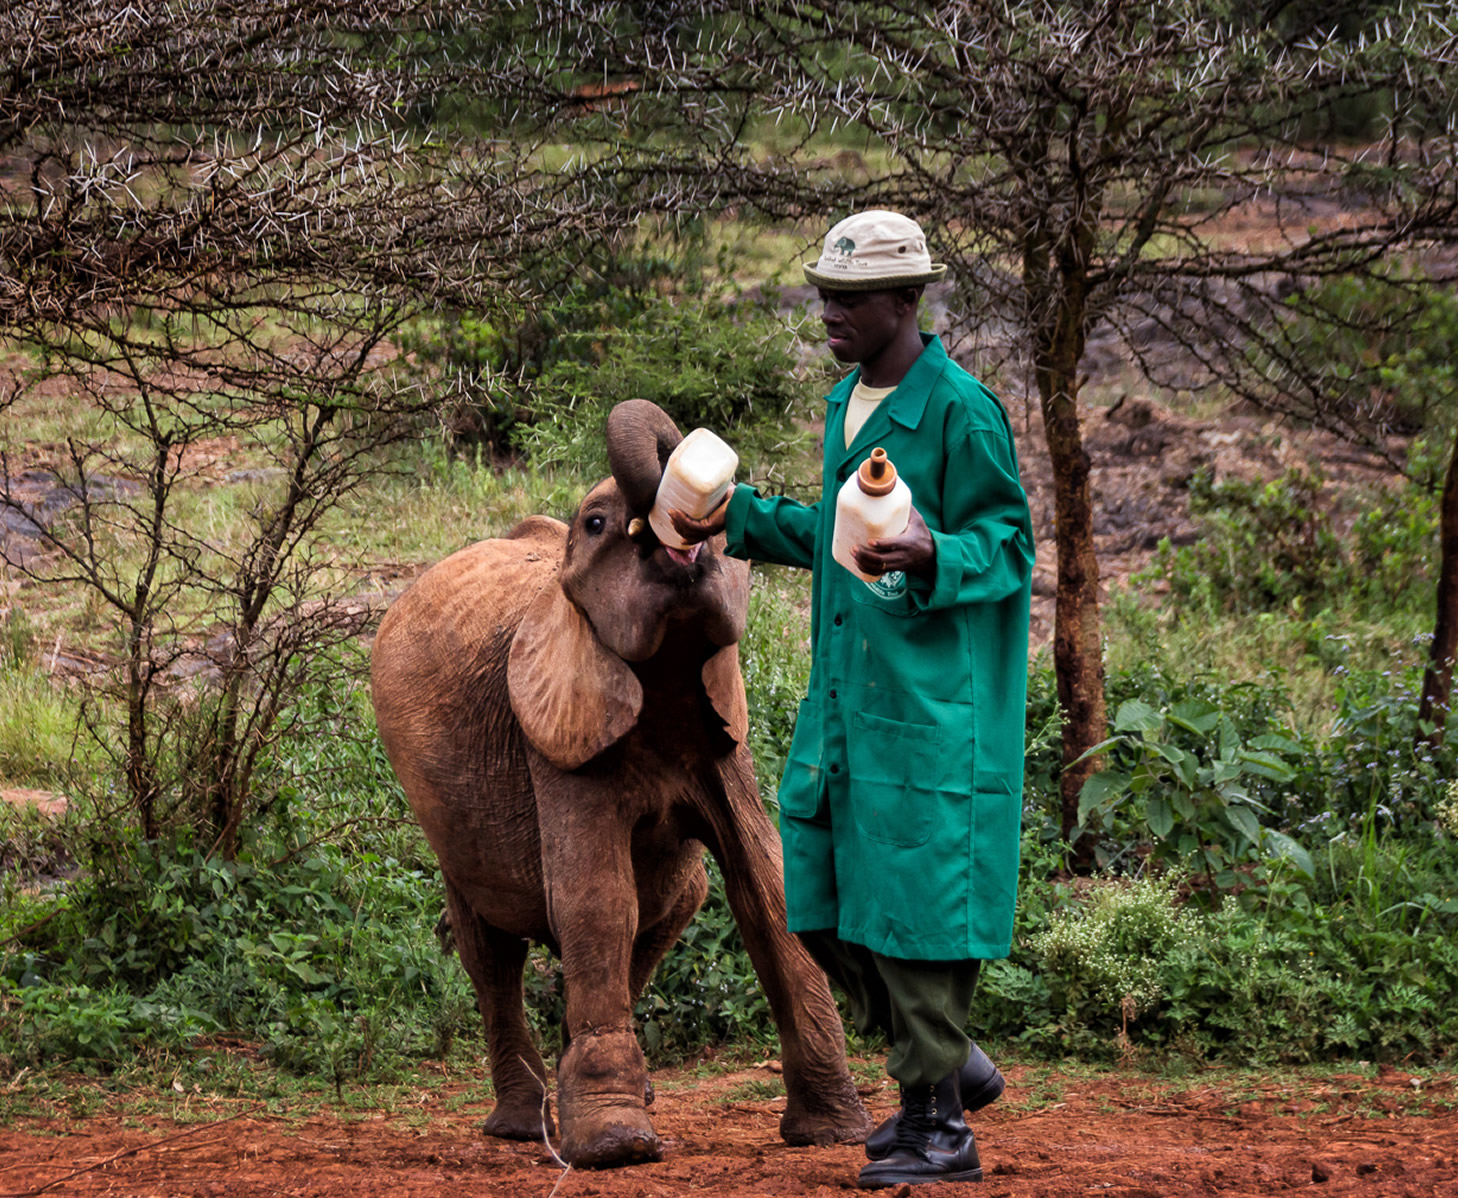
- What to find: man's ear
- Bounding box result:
[508,581,643,771]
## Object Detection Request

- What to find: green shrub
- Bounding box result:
[517,293,820,481]
[1031,874,1187,1023]
[1147,458,1439,626]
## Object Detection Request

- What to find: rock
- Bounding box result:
[1311,1160,1332,1182]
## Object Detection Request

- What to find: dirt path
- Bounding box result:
[1,1060,1453,1197]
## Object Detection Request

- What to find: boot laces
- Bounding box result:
[890,1083,936,1155]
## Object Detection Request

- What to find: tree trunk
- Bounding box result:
[1037,357,1106,859]
[125,613,159,841]
[1417,421,1458,747]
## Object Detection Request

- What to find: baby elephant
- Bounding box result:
[370,400,869,1167]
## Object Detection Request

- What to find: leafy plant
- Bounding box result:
[517,292,820,485]
[1030,874,1187,1027]
[1076,696,1309,883]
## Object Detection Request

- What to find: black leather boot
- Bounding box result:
[857,1069,983,1188]
[864,1043,1003,1162]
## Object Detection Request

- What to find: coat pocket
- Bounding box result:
[778,698,826,821]
[846,712,946,848]
[848,570,919,618]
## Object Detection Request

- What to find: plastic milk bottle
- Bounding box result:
[649,427,739,550]
[832,447,912,582]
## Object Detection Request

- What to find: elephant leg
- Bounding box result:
[538,790,660,1168]
[626,857,708,1112]
[443,879,552,1142]
[704,749,872,1147]
[629,854,708,1000]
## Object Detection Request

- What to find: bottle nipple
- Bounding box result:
[857,447,898,496]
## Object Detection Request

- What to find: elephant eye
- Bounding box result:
[584,514,606,535]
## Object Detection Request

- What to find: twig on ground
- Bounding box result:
[519,1054,573,1192]
[0,1105,262,1197]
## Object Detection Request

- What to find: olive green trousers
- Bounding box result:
[799,929,982,1087]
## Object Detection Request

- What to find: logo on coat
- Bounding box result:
[864,570,907,600]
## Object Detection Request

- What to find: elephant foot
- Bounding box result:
[557,1030,661,1167]
[780,1072,874,1147]
[482,1097,554,1142]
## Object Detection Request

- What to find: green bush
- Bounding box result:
[402,224,826,477]
[0,831,475,1076]
[1031,874,1187,1023]
[1153,467,1346,614]
[973,828,1458,1063]
[1274,272,1458,441]
[637,859,774,1058]
[517,292,820,481]
[1147,465,1439,620]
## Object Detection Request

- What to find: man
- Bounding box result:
[672,210,1033,1189]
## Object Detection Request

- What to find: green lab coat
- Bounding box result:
[725,335,1033,960]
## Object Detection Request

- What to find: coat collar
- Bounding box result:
[826,333,947,468]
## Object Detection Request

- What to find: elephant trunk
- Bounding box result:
[606,400,682,514]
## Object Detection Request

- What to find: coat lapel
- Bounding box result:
[829,334,948,473]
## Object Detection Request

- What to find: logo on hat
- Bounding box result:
[804,210,947,292]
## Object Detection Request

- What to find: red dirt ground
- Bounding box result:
[1,1059,1453,1198]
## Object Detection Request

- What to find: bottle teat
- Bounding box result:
[857,447,898,497]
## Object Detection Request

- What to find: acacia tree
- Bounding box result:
[1245,274,1458,746]
[0,1,637,851]
[494,1,1458,846]
[738,1,1457,844]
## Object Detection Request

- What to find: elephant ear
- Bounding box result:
[509,581,643,771]
[702,644,749,745]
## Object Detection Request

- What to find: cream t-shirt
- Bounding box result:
[844,380,897,447]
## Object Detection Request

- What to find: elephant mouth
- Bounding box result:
[662,543,703,567]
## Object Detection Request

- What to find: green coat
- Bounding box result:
[725,335,1033,960]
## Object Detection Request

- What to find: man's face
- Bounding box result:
[818,287,908,365]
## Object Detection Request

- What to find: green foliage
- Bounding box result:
[740,566,814,808]
[403,226,822,475]
[1153,467,1344,614]
[637,860,774,1058]
[0,828,475,1077]
[1148,465,1437,621]
[1286,646,1455,832]
[1030,874,1187,1021]
[1077,696,1308,884]
[1275,272,1458,441]
[0,684,478,1079]
[973,827,1458,1063]
[1007,632,1458,1064]
[517,292,819,481]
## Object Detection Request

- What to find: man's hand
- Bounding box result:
[668,494,729,545]
[852,506,936,580]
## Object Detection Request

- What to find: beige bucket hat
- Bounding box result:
[803,209,948,291]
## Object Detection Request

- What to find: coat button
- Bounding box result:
[829,688,837,699]
[834,615,843,626]
[830,763,840,774]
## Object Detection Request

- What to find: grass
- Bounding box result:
[0,661,88,790]
[0,1043,498,1129]
[719,1078,785,1103]
[336,454,590,565]
[1102,579,1432,741]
